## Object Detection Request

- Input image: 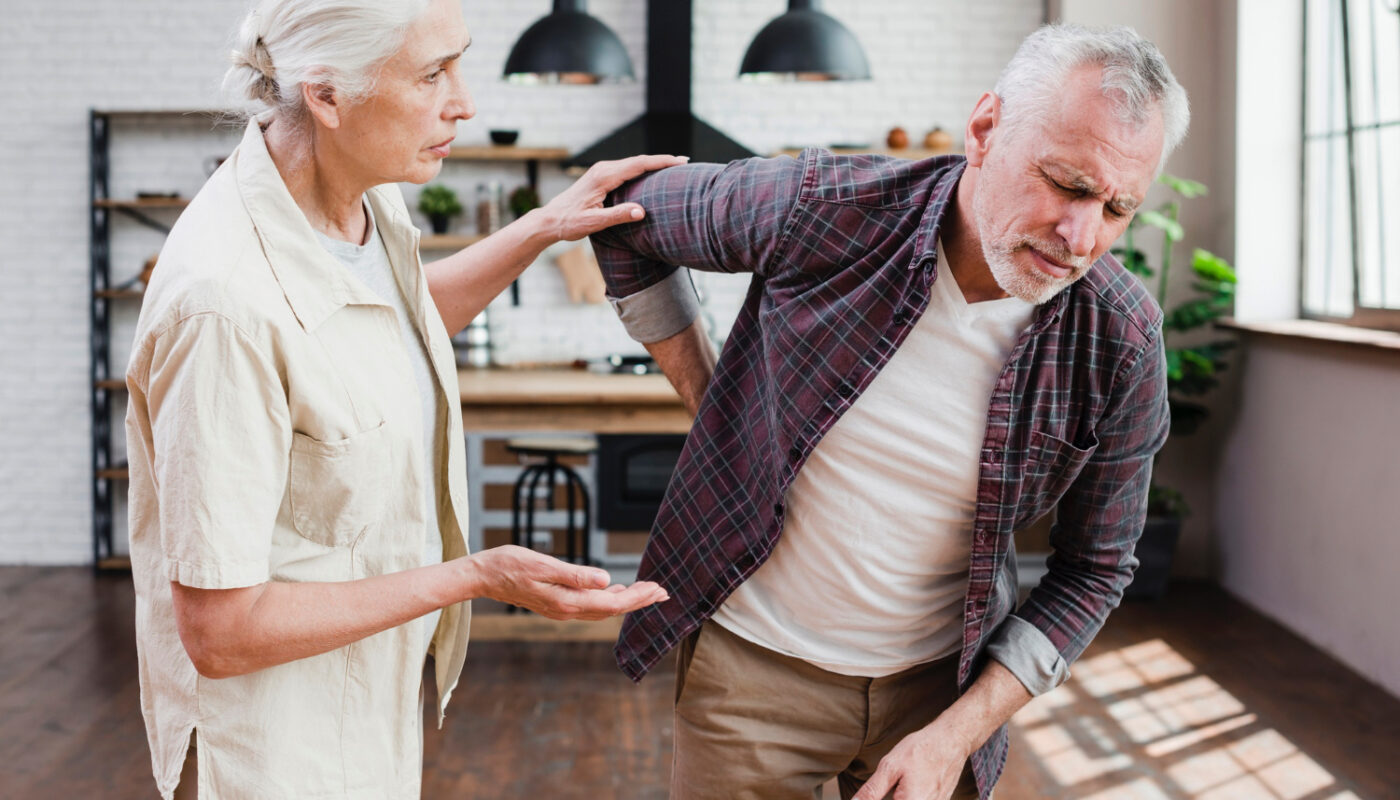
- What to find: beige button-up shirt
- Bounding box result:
[125,117,472,800]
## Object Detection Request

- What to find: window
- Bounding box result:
[1302,0,1400,329]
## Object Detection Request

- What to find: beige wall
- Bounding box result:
[1053,0,1240,577]
[1221,0,1400,699]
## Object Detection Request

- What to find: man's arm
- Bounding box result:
[644,318,717,416]
[589,154,807,404]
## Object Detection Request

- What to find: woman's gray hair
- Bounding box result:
[223,0,431,131]
[994,23,1190,172]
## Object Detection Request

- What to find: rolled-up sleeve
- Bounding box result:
[139,312,291,589]
[590,154,806,343]
[993,332,1170,694]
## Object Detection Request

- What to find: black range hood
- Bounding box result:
[564,0,758,168]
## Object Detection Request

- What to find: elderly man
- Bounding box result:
[590,22,1188,800]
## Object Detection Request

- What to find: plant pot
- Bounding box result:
[1124,514,1181,601]
[429,215,451,235]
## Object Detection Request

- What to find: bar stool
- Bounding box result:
[507,436,597,568]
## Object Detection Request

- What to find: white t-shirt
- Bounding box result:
[315,200,445,656]
[712,239,1035,677]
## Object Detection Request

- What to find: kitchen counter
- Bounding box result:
[458,367,691,433]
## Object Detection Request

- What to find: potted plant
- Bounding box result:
[508,185,540,220]
[417,184,462,235]
[1112,175,1238,600]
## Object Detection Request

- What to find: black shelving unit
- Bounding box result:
[88,109,213,571]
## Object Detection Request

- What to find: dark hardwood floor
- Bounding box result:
[1,568,1396,799]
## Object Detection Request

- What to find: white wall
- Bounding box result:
[0,0,1039,564]
[1218,0,1400,699]
[1054,0,1240,578]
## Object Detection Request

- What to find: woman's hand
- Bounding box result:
[533,154,690,242]
[463,545,669,620]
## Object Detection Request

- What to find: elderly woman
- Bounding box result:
[124,1,679,797]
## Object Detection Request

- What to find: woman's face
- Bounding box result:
[334,0,476,186]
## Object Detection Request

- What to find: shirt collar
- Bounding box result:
[234,115,419,332]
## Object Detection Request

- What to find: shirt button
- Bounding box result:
[837,379,856,398]
[894,309,911,325]
[773,503,784,516]
[788,446,801,462]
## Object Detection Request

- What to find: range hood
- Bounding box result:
[564,0,758,168]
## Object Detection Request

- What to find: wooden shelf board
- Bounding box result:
[94,288,144,299]
[445,145,571,162]
[95,197,189,210]
[421,234,487,251]
[94,109,231,120]
[97,468,129,481]
[94,379,127,391]
[96,555,131,571]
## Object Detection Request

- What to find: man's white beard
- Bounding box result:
[975,192,1091,305]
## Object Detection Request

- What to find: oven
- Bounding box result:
[595,434,688,531]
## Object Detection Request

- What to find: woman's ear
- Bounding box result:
[302,78,342,130]
[964,91,1002,169]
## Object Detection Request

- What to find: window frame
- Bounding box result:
[1300,0,1400,332]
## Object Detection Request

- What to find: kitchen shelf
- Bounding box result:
[94,197,190,210]
[445,145,571,162]
[94,288,143,299]
[97,467,129,481]
[94,378,127,391]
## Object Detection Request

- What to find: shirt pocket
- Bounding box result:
[289,420,391,548]
[1020,429,1100,516]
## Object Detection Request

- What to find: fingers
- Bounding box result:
[552,581,669,619]
[596,154,690,184]
[560,204,646,241]
[852,764,897,800]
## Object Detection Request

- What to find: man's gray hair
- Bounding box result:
[223,0,431,133]
[994,23,1190,172]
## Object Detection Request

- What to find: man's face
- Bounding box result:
[970,66,1164,304]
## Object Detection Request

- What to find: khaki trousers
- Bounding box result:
[671,622,980,800]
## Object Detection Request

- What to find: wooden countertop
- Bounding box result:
[458,367,690,433]
[458,367,682,405]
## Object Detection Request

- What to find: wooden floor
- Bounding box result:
[2,568,1397,799]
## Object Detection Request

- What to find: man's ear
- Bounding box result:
[964,91,1001,169]
[302,78,342,130]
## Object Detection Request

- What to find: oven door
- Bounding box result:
[595,434,688,531]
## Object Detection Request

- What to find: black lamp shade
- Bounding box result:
[503,0,635,84]
[739,0,871,81]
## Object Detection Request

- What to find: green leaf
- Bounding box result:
[1158,174,1209,199]
[1192,280,1236,298]
[1165,349,1183,382]
[1112,246,1154,278]
[1138,210,1184,241]
[1192,249,1237,283]
[1165,299,1225,331]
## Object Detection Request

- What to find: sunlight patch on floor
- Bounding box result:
[1009,639,1362,799]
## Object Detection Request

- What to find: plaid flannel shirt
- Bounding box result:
[590,150,1168,797]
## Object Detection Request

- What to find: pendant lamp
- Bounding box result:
[739,0,872,82]
[504,0,635,85]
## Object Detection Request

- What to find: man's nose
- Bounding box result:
[1055,201,1099,259]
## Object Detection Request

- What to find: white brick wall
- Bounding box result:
[0,0,1039,564]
